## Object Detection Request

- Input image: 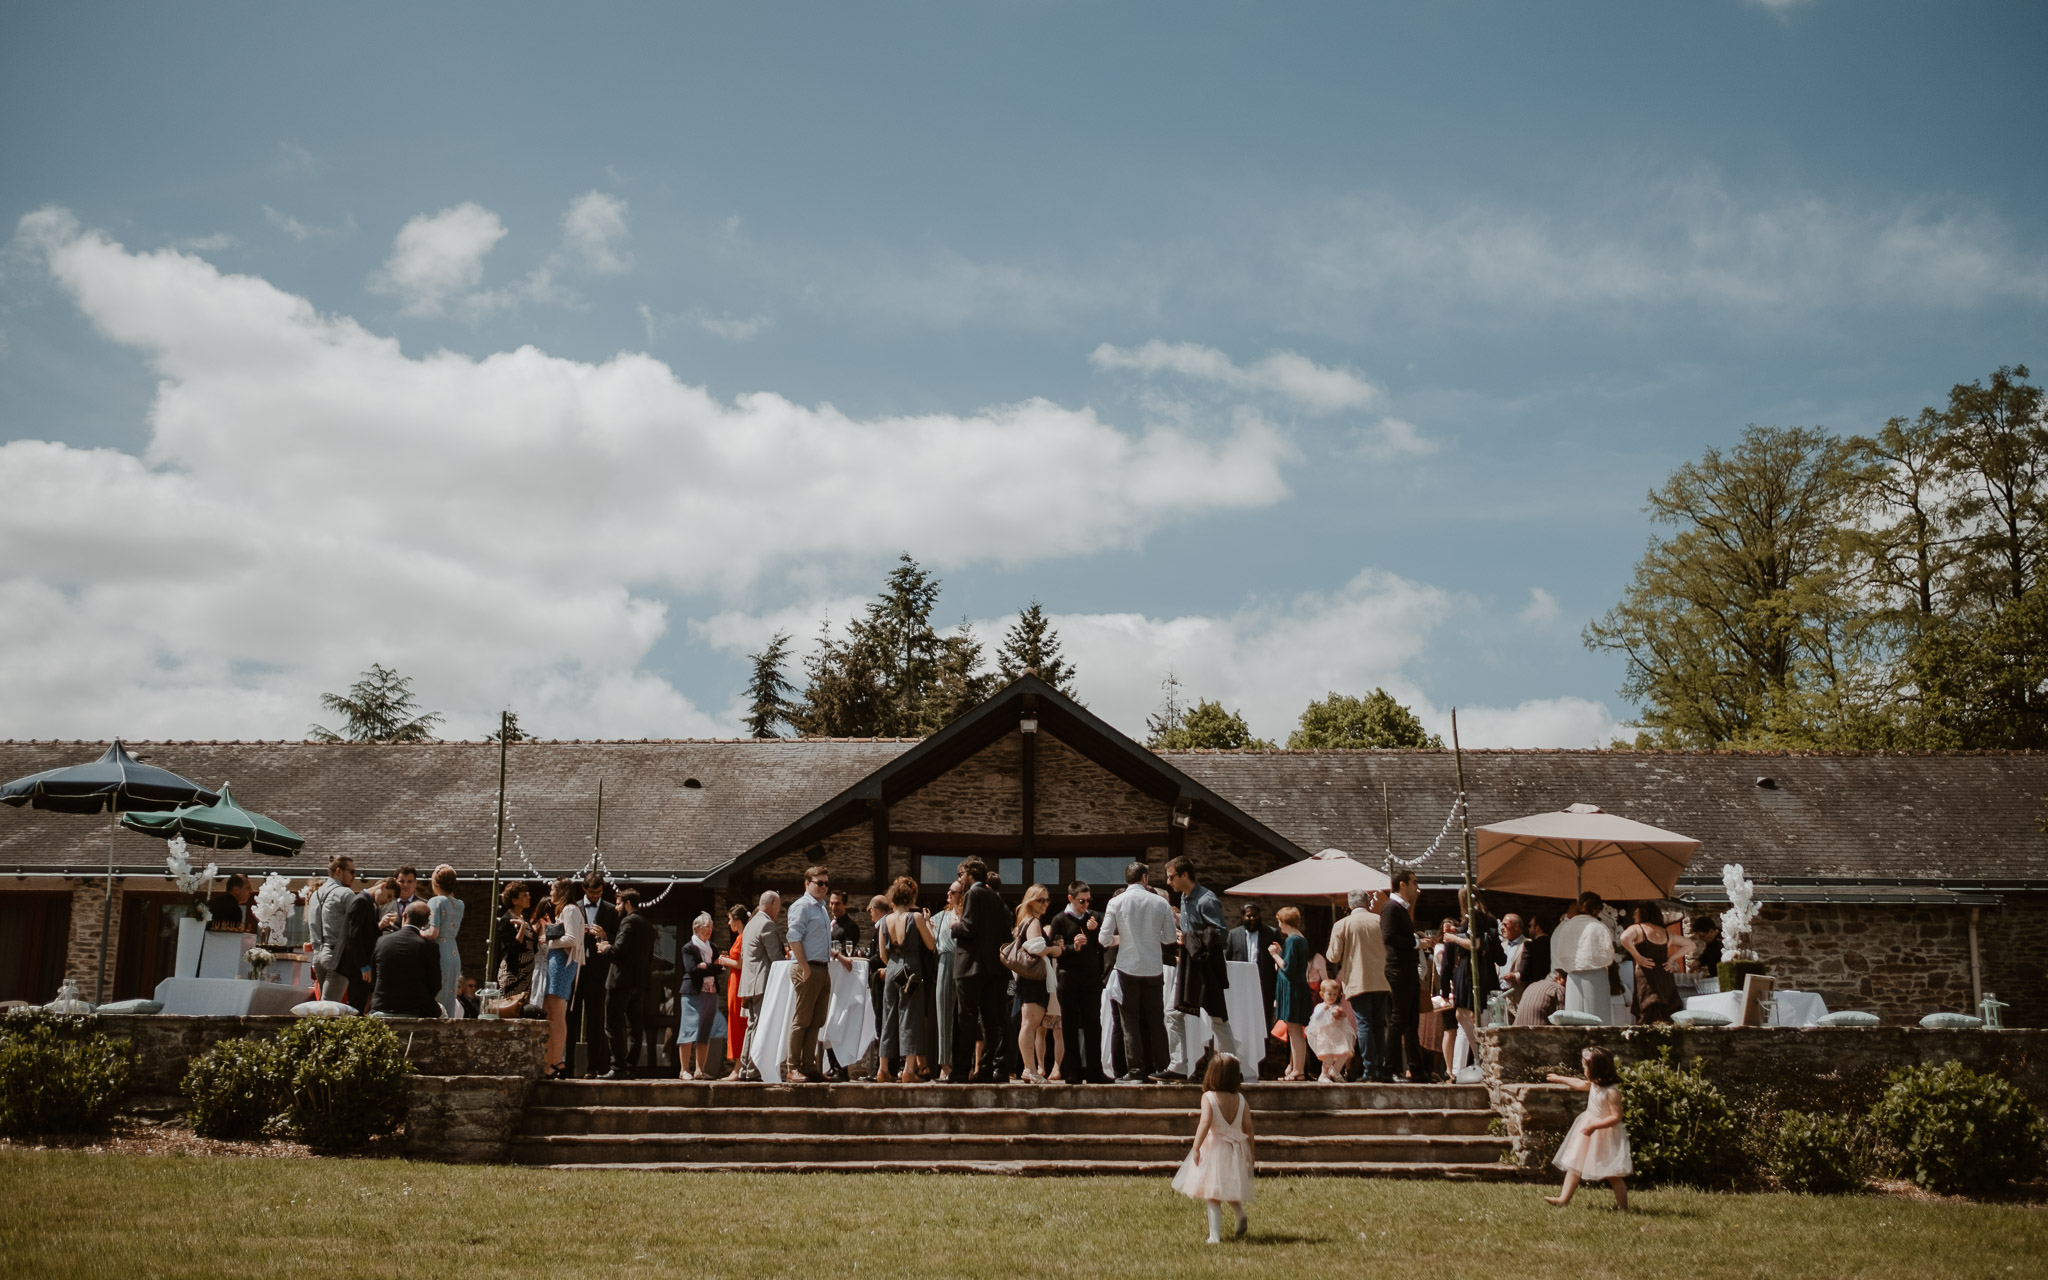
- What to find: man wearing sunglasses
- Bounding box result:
[783,865,838,1083]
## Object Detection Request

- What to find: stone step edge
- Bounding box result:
[521,1105,1498,1120]
[524,1159,1531,1181]
[510,1132,1510,1150]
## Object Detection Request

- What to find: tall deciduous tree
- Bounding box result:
[1584,426,1866,747]
[1287,689,1443,749]
[310,663,443,742]
[743,632,798,739]
[997,601,1078,695]
[1145,673,1273,750]
[1938,364,2047,609]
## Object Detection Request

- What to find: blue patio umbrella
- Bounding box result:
[2,742,220,1003]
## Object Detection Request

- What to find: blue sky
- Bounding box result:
[2,1,2043,745]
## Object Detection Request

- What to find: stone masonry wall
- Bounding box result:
[890,733,1023,835]
[1035,734,1166,836]
[403,1075,530,1163]
[91,1013,547,1107]
[64,884,103,993]
[1477,1025,2048,1166]
[1744,897,2048,1028]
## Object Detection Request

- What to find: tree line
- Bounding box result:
[1587,364,2047,750]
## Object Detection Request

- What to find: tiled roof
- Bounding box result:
[0,739,911,881]
[3,740,2043,886]
[1165,749,2048,886]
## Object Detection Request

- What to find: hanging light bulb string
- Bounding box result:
[498,794,684,906]
[1384,790,1465,869]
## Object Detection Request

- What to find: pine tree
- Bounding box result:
[309,663,443,742]
[997,601,1078,695]
[743,632,798,739]
[486,711,532,742]
[1144,671,1188,744]
[792,554,992,737]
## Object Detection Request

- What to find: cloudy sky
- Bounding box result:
[2,2,2043,746]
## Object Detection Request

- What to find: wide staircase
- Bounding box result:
[510,1080,1518,1178]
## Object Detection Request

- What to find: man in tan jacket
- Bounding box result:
[1326,888,1391,1081]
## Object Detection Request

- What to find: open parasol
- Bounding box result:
[1474,802,1700,900]
[1226,847,1391,897]
[121,780,305,856]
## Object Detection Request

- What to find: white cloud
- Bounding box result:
[262,205,349,243]
[562,191,631,275]
[1517,587,1560,626]
[174,232,235,252]
[1092,340,1380,413]
[275,142,320,176]
[2,209,1290,740]
[367,202,507,316]
[1346,416,1437,461]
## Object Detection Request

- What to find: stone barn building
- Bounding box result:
[3,676,2044,1025]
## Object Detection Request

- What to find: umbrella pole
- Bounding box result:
[1452,710,1480,1029]
[97,808,116,1005]
[479,712,510,1020]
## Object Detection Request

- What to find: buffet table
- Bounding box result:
[1102,960,1267,1081]
[153,977,310,1016]
[749,958,875,1080]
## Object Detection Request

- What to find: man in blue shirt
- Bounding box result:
[782,864,838,1082]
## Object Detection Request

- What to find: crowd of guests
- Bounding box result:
[283,850,1716,1085]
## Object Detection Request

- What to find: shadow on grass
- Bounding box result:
[1237,1233,1333,1246]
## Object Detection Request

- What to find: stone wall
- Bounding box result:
[1743,896,2048,1028]
[891,733,1023,835]
[403,1075,531,1163]
[64,884,103,993]
[1476,1025,2048,1166]
[92,1013,547,1106]
[1036,734,1165,835]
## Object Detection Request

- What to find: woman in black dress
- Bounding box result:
[879,876,938,1083]
[1620,904,1682,1024]
[1012,884,1066,1084]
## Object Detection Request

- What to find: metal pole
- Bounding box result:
[1451,709,1480,1024]
[97,808,117,1005]
[1381,781,1393,870]
[478,711,510,1019]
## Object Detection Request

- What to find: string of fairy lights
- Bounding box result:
[495,793,684,909]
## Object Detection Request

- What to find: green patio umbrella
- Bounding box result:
[120,781,306,857]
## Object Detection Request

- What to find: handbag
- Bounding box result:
[1000,927,1047,980]
[1270,1017,1289,1041]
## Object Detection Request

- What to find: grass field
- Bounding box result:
[1,1151,2044,1279]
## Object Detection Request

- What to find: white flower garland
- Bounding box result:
[252,872,295,942]
[1720,862,1759,960]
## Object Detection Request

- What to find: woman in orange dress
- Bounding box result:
[717,903,749,1067]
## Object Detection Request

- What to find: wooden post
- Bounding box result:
[1381,781,1394,870]
[870,798,890,888]
[1452,709,1480,1025]
[479,711,509,1014]
[1020,712,1037,870]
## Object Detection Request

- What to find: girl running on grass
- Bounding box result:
[1545,1045,1632,1211]
[1170,1052,1256,1243]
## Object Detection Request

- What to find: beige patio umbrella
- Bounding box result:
[1474,803,1700,900]
[1225,847,1391,897]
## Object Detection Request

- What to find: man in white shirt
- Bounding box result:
[1100,862,1176,1082]
[1549,893,1616,1024]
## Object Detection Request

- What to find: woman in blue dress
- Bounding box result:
[424,864,466,1018]
[1268,905,1313,1081]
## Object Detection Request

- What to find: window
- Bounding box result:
[1076,857,1127,887]
[997,858,1024,885]
[0,893,72,1004]
[918,855,957,885]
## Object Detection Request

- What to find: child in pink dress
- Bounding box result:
[1170,1053,1256,1243]
[1545,1045,1632,1211]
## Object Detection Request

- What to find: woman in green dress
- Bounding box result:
[1268,905,1313,1081]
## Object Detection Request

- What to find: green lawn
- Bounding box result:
[1,1152,2043,1279]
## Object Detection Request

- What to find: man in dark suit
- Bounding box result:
[604,888,654,1078]
[1047,880,1106,1083]
[568,872,620,1077]
[343,878,392,1010]
[1381,867,1423,1082]
[208,874,253,931]
[949,858,1010,1083]
[1225,901,1280,1030]
[370,900,444,1017]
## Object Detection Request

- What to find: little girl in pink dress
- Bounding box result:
[1171,1053,1256,1243]
[1545,1045,1632,1211]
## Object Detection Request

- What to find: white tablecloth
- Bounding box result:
[154,977,309,1016]
[1101,960,1267,1082]
[1684,988,1828,1027]
[750,958,875,1079]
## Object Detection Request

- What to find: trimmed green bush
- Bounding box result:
[0,1015,135,1136]
[276,1018,410,1150]
[182,1037,284,1140]
[1870,1060,2045,1196]
[1772,1110,1872,1194]
[1619,1054,1741,1187]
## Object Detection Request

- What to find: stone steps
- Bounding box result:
[508,1078,1516,1177]
[536,1159,1525,1180]
[518,1103,1500,1138]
